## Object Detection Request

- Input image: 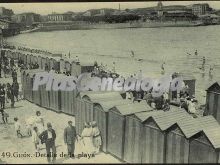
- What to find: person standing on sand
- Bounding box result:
[14,117,23,138]
[34,111,45,134]
[80,122,95,154]
[32,126,40,151]
[161,62,165,75]
[195,50,198,56]
[91,121,102,154]
[0,85,5,109]
[64,121,77,158]
[9,85,15,108]
[39,123,57,163]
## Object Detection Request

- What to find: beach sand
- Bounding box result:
[0,100,121,164]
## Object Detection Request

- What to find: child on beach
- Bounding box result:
[1,109,9,124]
[32,126,40,151]
[14,117,23,138]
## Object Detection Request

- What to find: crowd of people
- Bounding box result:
[0,46,202,164]
[14,110,102,163]
[124,72,199,116]
[0,54,20,124]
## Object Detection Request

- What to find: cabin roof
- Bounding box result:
[135,110,164,122]
[153,108,189,131]
[81,91,123,101]
[177,116,201,138]
[113,102,152,116]
[203,127,220,149]
[177,116,220,141]
[206,81,220,91]
[94,99,132,112]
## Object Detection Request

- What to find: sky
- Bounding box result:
[0,1,220,15]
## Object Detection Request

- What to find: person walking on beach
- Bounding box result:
[34,111,45,134]
[91,121,102,154]
[209,65,214,79]
[80,122,95,154]
[14,117,23,138]
[0,85,5,109]
[1,109,9,124]
[195,50,198,56]
[12,81,19,101]
[64,121,77,158]
[32,126,40,151]
[161,62,165,75]
[9,85,15,108]
[39,123,57,163]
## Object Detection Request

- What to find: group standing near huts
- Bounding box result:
[1,43,220,163]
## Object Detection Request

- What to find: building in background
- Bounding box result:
[47,12,73,21]
[192,3,212,16]
[12,12,41,29]
[0,19,20,37]
[0,7,14,21]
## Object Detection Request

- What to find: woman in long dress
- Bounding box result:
[91,121,102,154]
[81,122,95,154]
[34,111,45,134]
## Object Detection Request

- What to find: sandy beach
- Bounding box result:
[0,99,121,164]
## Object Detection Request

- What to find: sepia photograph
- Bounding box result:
[0,0,220,164]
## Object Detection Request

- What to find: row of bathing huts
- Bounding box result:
[1,48,220,163]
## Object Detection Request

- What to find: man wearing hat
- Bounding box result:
[39,122,57,163]
[64,121,77,158]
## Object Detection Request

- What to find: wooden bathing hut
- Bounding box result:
[60,73,77,116]
[30,54,34,64]
[65,60,72,74]
[49,57,60,72]
[75,92,124,137]
[71,61,94,77]
[21,53,27,65]
[188,116,220,163]
[47,73,65,113]
[205,81,220,123]
[22,69,44,104]
[33,55,38,65]
[45,57,51,70]
[80,92,130,152]
[181,74,196,97]
[107,102,152,160]
[80,62,94,73]
[26,54,31,65]
[39,83,50,109]
[59,58,65,74]
[41,57,47,71]
[124,107,189,163]
[71,61,80,77]
[37,55,42,69]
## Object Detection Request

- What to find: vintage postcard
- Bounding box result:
[0,1,220,164]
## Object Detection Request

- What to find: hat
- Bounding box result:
[47,122,52,128]
[91,121,97,126]
[68,121,73,124]
[84,122,89,127]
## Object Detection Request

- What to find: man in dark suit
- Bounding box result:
[64,121,77,158]
[39,122,57,163]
